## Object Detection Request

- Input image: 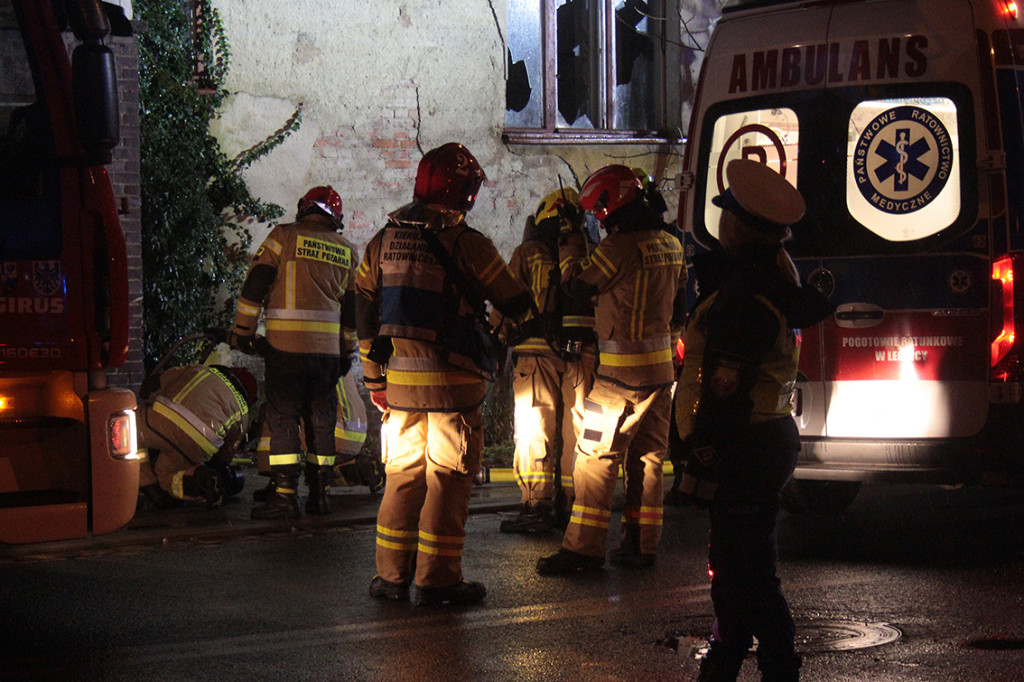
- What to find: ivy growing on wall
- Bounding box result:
[136,0,300,370]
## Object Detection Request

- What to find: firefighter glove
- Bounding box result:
[229,332,257,355]
[139,373,162,400]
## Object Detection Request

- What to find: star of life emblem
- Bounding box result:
[853,105,954,215]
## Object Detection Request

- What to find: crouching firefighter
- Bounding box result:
[137,364,255,509]
[230,185,360,519]
[330,368,382,492]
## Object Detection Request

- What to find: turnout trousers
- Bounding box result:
[561,380,671,558]
[374,407,484,588]
[511,351,593,508]
[264,352,340,468]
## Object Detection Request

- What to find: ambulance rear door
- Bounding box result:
[804,0,991,480]
[686,0,995,483]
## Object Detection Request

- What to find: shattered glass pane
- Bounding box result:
[506,0,542,127]
[613,0,656,129]
[556,0,595,128]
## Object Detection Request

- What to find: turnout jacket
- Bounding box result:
[140,365,250,461]
[232,213,358,356]
[503,236,560,357]
[563,224,686,390]
[355,204,531,411]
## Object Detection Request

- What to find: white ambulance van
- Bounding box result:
[679,0,1024,513]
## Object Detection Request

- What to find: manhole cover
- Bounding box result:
[688,619,902,658]
[796,620,902,653]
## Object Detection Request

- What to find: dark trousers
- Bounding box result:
[265,351,341,460]
[704,418,802,681]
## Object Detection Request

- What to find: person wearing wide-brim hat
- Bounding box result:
[675,159,833,682]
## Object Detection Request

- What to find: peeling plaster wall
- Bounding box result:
[212,0,724,259]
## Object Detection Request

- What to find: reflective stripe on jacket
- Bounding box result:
[233,213,357,356]
[565,228,686,389]
[354,213,529,410]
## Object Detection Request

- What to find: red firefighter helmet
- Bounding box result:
[579,165,643,221]
[413,142,486,212]
[297,185,343,227]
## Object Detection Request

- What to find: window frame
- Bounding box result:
[502,0,683,145]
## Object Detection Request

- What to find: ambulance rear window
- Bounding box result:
[847,97,960,242]
[700,106,799,241]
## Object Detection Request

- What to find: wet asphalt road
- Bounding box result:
[1,481,1023,681]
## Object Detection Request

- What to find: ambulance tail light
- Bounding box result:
[991,256,1016,375]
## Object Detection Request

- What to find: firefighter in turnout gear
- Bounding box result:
[230,185,359,520]
[537,164,687,575]
[500,187,595,533]
[137,364,254,509]
[679,160,832,682]
[357,143,531,606]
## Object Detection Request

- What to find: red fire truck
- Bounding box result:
[680,0,1024,513]
[0,0,137,542]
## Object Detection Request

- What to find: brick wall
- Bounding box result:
[105,29,144,391]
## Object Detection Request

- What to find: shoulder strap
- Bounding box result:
[419,227,491,328]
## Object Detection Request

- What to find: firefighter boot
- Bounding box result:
[536,548,605,575]
[499,502,556,534]
[305,462,333,515]
[250,465,302,520]
[252,473,274,502]
[610,523,656,568]
[368,576,411,601]
[412,580,487,607]
[357,452,386,494]
[183,464,226,509]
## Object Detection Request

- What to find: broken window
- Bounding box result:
[505,0,682,143]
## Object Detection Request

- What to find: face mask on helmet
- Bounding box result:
[579,165,642,222]
[413,142,486,212]
[298,186,344,228]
